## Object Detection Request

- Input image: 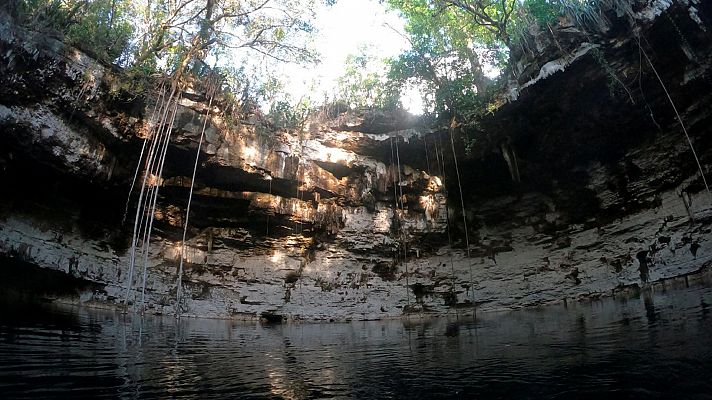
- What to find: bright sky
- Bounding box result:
[276,0,424,113]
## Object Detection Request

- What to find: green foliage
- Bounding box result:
[131,0,320,72]
[382,0,639,119]
[430,0,518,47]
[382,0,530,117]
[387,50,482,115]
[10,0,344,146]
[589,46,633,102]
[521,0,560,25]
[266,97,311,131]
[17,0,135,63]
[67,0,134,62]
[14,0,70,30]
[335,46,400,109]
[513,0,624,32]
[12,0,323,114]
[107,66,154,102]
[337,51,381,108]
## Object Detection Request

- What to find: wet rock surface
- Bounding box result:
[0,1,711,320]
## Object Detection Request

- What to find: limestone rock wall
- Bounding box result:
[1,0,711,320]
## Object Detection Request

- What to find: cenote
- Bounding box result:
[3,0,712,397]
[2,277,712,399]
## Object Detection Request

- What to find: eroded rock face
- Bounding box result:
[1,1,711,320]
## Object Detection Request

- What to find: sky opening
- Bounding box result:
[275,0,424,114]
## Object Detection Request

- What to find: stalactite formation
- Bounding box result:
[500,140,521,183]
[2,0,712,321]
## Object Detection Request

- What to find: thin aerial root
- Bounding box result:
[394,136,411,308]
[448,117,474,310]
[436,133,457,297]
[140,92,182,312]
[176,79,217,317]
[124,82,178,308]
[637,37,712,206]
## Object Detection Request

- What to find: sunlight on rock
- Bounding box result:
[241,144,259,164]
[420,194,439,222]
[427,176,443,192]
[270,250,284,265]
[373,208,393,233]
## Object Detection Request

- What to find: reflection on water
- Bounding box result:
[1,283,712,399]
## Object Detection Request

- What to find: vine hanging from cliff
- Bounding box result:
[175,73,221,316]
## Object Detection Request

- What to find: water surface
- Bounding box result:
[1,282,712,399]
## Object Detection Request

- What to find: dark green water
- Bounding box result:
[1,281,711,399]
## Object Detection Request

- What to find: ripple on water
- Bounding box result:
[0,285,711,399]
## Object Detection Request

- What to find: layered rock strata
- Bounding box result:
[1,0,711,320]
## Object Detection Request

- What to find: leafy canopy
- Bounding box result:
[382,0,568,117]
[15,0,135,63]
[14,0,325,117]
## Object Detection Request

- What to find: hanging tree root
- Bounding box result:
[636,36,712,207]
[175,74,220,317]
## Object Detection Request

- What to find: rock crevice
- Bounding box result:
[1,1,711,320]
